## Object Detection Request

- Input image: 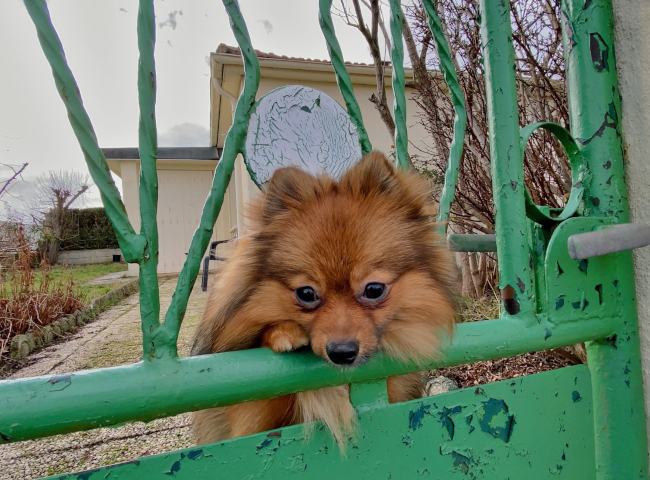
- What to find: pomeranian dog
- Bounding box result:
[191,151,457,446]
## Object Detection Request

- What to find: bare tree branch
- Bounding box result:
[0,163,28,199]
[336,0,396,141]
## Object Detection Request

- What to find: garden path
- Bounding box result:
[0,275,212,480]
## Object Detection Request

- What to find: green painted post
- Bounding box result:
[135,0,162,359]
[388,0,410,171]
[420,0,467,230]
[319,0,372,156]
[478,0,534,318]
[562,0,649,477]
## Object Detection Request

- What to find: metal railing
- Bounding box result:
[1,1,647,478]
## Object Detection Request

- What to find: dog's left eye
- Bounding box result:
[296,286,320,307]
[362,282,386,301]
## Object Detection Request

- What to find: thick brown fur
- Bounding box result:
[191,151,457,446]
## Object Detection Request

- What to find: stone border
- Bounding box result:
[9,279,139,361]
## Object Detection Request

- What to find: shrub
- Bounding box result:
[59,208,119,251]
[0,224,83,359]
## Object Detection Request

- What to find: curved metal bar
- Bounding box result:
[136,0,162,357]
[318,0,372,155]
[159,0,261,353]
[520,122,590,226]
[388,0,410,171]
[421,0,467,231]
[22,0,145,263]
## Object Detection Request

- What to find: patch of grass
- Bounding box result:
[45,463,74,476]
[1,263,127,304]
[43,263,127,285]
[457,294,501,323]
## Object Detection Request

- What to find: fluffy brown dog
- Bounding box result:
[191,151,457,445]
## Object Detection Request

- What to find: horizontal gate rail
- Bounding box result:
[447,234,497,252]
[0,315,615,443]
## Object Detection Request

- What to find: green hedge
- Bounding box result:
[59,208,119,251]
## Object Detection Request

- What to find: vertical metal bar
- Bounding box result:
[136,0,162,359]
[562,1,649,477]
[319,0,372,155]
[388,0,410,171]
[22,0,145,263]
[159,0,261,349]
[420,0,467,232]
[478,0,534,317]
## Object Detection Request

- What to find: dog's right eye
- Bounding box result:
[296,286,320,307]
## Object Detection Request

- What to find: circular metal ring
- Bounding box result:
[520,122,590,226]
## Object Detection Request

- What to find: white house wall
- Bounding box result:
[112,159,223,276]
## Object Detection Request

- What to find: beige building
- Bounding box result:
[105,44,431,276]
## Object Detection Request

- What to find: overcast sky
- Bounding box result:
[0,0,379,215]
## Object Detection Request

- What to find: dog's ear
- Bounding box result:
[341,151,434,218]
[261,167,326,221]
[339,151,401,197]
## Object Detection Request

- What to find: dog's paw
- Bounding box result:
[261,322,309,353]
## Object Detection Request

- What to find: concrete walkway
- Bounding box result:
[0,276,213,480]
[82,270,131,286]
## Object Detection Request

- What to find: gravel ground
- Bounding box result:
[0,275,211,480]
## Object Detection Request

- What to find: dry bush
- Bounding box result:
[337,0,569,298]
[0,223,83,358]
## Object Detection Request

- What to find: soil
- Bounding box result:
[434,350,576,388]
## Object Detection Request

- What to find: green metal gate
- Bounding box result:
[1,0,648,478]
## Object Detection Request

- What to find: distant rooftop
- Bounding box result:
[214,43,388,68]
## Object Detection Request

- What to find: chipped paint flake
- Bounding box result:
[409,404,431,430]
[477,398,516,442]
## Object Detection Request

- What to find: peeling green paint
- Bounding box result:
[388,0,409,171]
[479,0,534,317]
[48,367,596,479]
[477,398,516,443]
[409,404,431,431]
[419,0,467,230]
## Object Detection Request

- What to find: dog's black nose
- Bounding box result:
[326,341,359,365]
